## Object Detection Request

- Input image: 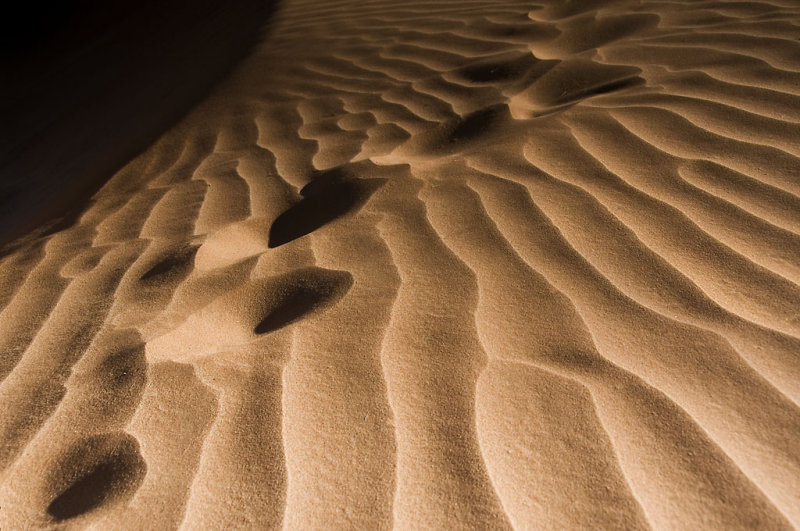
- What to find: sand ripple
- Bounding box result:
[2,0,800,528]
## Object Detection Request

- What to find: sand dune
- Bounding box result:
[1,0,800,528]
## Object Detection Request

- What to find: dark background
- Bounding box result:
[0,0,275,252]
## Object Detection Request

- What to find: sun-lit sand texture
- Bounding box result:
[1,0,800,528]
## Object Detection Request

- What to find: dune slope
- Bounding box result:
[1,0,800,528]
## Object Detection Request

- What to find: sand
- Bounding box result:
[1,0,799,528]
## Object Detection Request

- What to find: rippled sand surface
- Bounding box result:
[1,0,800,528]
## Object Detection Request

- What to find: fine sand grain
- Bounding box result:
[1,0,800,528]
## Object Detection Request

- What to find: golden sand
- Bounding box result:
[1,0,799,528]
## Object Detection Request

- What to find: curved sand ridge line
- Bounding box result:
[2,0,800,528]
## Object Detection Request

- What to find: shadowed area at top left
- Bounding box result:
[0,0,277,253]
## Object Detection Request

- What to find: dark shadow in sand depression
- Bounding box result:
[46,432,146,521]
[268,167,387,248]
[255,267,354,335]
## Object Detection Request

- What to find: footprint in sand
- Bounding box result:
[510,58,644,117]
[145,266,354,362]
[138,245,199,283]
[268,166,386,248]
[453,50,557,87]
[46,432,145,521]
[401,103,515,157]
[254,266,354,335]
